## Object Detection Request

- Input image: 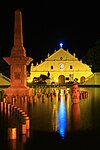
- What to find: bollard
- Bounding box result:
[42,94,46,103]
[37,93,41,98]
[4,102,7,114]
[8,128,17,140]
[7,103,11,117]
[51,94,54,102]
[33,95,37,103]
[58,93,61,101]
[11,104,14,110]
[21,96,25,103]
[7,103,11,111]
[3,97,6,102]
[80,91,83,99]
[14,106,17,117]
[4,102,7,109]
[21,123,27,134]
[65,93,68,101]
[25,95,28,101]
[1,101,4,111]
[17,107,20,118]
[23,114,27,117]
[18,110,23,122]
[21,111,26,122]
[12,96,16,105]
[25,117,30,130]
[85,91,88,98]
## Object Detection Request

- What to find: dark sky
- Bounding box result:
[0,1,100,76]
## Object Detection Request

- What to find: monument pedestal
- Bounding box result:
[3,9,33,99]
[4,86,33,97]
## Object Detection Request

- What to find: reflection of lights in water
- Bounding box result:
[52,104,58,131]
[60,89,64,95]
[66,94,71,132]
[58,92,67,139]
[71,104,80,131]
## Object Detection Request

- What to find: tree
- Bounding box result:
[33,74,50,84]
[40,74,50,81]
[82,39,100,72]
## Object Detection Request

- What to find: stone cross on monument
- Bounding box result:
[3,9,33,97]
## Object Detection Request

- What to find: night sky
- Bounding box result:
[0,1,100,76]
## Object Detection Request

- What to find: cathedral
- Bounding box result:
[27,47,93,84]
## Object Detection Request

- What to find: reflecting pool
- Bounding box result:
[0,87,100,149]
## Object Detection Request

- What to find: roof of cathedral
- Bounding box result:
[45,48,78,61]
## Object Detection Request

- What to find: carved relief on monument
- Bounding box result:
[14,72,21,80]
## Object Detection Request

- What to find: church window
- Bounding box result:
[60,63,64,70]
[70,65,72,69]
[51,66,53,69]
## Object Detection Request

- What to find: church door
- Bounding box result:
[58,75,65,84]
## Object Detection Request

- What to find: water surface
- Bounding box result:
[0,87,100,149]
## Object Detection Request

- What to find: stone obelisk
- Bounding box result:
[3,9,33,97]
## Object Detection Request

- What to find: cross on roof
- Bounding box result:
[59,43,63,48]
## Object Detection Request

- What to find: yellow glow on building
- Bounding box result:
[28,48,93,84]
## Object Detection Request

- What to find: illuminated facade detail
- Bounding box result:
[60,57,63,60]
[70,65,72,69]
[28,48,93,84]
[60,63,64,70]
[51,66,53,69]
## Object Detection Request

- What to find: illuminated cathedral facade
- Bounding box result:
[27,48,93,84]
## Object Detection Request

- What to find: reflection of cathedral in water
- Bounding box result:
[52,104,58,131]
[52,88,59,132]
[52,88,81,138]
